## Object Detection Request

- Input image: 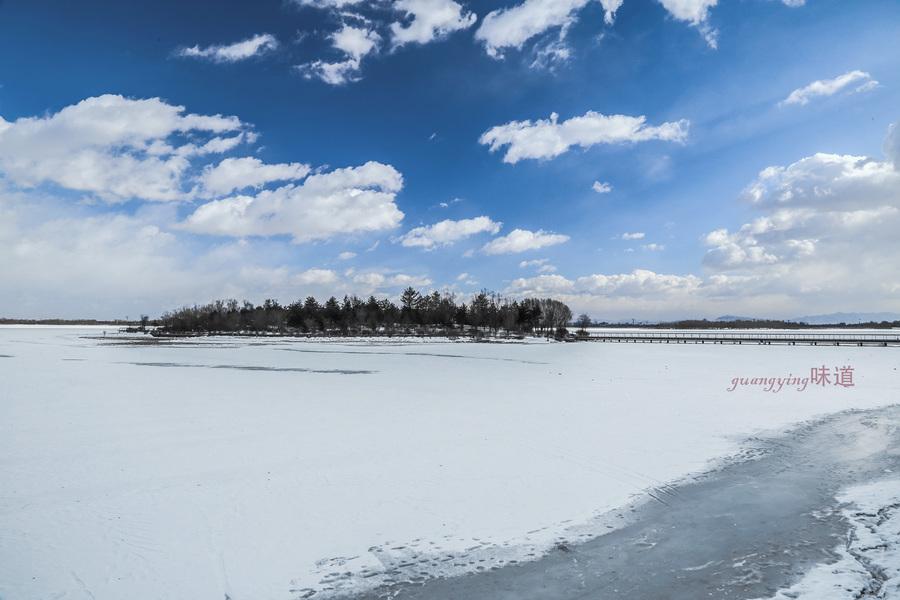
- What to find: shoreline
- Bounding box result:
[334,406,900,600]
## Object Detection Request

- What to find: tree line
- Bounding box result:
[156,287,573,337]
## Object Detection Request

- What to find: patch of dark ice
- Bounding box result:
[120,362,375,375]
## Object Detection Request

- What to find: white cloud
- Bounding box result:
[621,232,645,240]
[656,0,719,47]
[501,121,900,319]
[519,258,549,268]
[182,161,405,243]
[741,152,897,210]
[642,243,665,251]
[0,192,361,317]
[0,94,242,202]
[456,272,478,285]
[599,0,625,24]
[702,122,900,306]
[298,25,381,85]
[529,34,572,71]
[886,123,900,170]
[192,134,247,155]
[657,0,717,26]
[390,0,476,46]
[475,0,589,58]
[508,273,576,294]
[506,269,706,318]
[333,23,382,57]
[781,70,879,107]
[0,190,442,318]
[481,228,569,254]
[475,0,724,58]
[294,0,364,7]
[337,251,357,260]
[399,216,502,249]
[293,268,339,285]
[480,111,689,164]
[351,271,433,291]
[592,180,613,193]
[199,157,311,197]
[575,269,701,295]
[516,258,558,274]
[177,34,279,63]
[389,273,433,287]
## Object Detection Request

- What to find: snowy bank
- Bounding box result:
[1,327,898,600]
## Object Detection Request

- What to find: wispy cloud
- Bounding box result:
[177,33,279,63]
[780,70,878,107]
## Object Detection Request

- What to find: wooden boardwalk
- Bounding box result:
[586,331,900,346]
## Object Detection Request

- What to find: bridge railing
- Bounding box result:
[585,331,900,344]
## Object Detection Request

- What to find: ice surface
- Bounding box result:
[750,477,900,599]
[1,326,898,600]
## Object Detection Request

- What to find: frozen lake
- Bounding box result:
[1,326,898,599]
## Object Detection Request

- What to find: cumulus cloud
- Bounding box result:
[0,184,440,318]
[337,251,357,260]
[621,232,644,240]
[576,269,701,295]
[501,121,900,319]
[199,157,311,197]
[398,216,502,249]
[177,34,279,63]
[702,122,900,306]
[390,0,476,46]
[780,70,879,107]
[508,273,576,294]
[480,111,689,164]
[182,161,405,243]
[0,192,327,317]
[0,94,242,202]
[298,25,381,85]
[481,228,569,254]
[592,180,613,193]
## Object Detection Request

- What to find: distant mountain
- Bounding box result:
[789,312,900,325]
[715,315,758,322]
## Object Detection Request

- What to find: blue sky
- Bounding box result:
[0,0,898,319]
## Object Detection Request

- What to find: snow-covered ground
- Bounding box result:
[1,326,898,600]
